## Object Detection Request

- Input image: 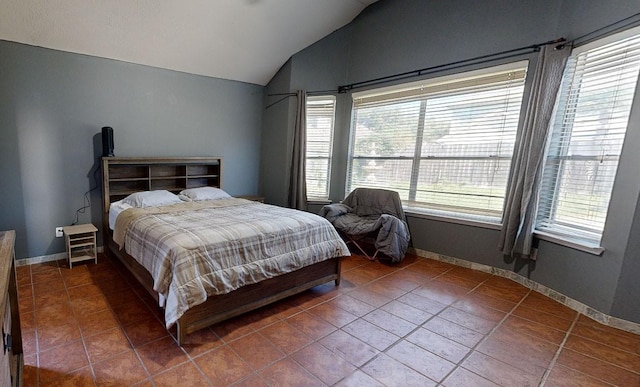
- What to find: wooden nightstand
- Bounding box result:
[62,224,98,268]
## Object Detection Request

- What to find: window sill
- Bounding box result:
[307,199,332,205]
[404,210,606,255]
[404,209,502,230]
[534,231,605,256]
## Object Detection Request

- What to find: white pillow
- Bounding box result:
[122,190,182,208]
[179,186,231,201]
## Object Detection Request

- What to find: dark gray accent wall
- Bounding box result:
[260,27,353,207]
[0,41,264,260]
[262,0,640,323]
[556,0,640,40]
[347,0,562,85]
[261,59,295,207]
[554,0,640,324]
[614,188,640,321]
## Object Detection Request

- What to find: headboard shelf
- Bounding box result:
[187,164,220,176]
[109,165,149,180]
[101,156,223,248]
[150,165,187,178]
[187,175,220,179]
[109,177,150,182]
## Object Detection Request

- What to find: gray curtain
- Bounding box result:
[499,44,571,258]
[287,90,308,210]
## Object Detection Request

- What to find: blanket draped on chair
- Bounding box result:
[319,188,410,262]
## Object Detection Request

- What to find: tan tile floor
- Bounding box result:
[16,253,640,386]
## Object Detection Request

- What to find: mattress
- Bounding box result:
[113,198,350,327]
[108,200,132,230]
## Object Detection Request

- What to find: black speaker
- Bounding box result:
[101,126,114,157]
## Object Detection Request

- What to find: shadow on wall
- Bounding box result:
[511,255,537,279]
[89,132,104,245]
[0,106,28,259]
[42,130,104,256]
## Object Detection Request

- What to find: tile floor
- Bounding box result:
[16,253,640,386]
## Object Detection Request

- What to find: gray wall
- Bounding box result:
[261,59,295,206]
[0,41,264,260]
[556,0,640,324]
[262,0,640,324]
[347,0,562,84]
[260,27,353,207]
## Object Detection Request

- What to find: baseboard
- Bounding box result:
[410,247,640,335]
[15,246,105,267]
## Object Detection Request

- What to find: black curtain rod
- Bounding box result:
[267,89,339,98]
[265,89,340,109]
[264,38,562,108]
[267,92,297,97]
[266,10,640,102]
[574,11,640,47]
[338,11,640,94]
[337,37,565,93]
[264,95,293,109]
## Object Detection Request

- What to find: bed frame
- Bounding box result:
[101,157,342,345]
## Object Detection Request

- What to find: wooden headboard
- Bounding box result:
[101,156,223,249]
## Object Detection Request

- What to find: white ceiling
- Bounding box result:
[0,0,378,86]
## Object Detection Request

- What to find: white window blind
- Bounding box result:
[306,96,336,200]
[348,62,527,222]
[536,28,640,245]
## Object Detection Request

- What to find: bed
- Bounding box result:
[101,157,349,344]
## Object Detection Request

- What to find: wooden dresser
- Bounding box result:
[0,231,22,387]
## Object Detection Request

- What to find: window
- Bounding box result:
[536,28,640,245]
[306,96,336,200]
[347,62,527,222]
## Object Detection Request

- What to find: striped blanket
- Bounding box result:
[114,198,349,328]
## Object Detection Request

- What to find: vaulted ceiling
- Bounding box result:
[0,0,378,85]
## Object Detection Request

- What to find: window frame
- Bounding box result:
[305,95,337,201]
[347,61,529,224]
[534,26,640,250]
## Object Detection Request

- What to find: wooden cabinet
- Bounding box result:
[62,224,98,268]
[0,231,22,387]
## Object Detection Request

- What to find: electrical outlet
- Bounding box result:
[55,227,64,238]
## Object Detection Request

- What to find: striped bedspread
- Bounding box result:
[113,198,350,328]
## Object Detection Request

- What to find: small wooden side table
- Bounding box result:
[62,224,98,268]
